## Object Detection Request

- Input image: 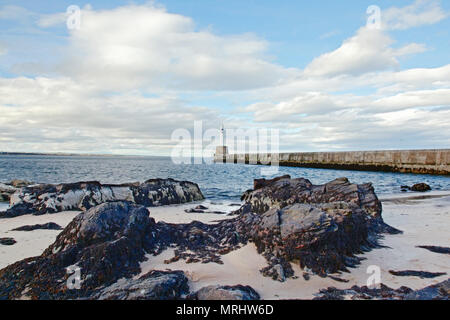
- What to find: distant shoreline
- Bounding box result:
[0,152,141,157]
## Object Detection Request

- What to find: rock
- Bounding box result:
[411,183,431,192]
[185,208,205,213]
[0,238,16,246]
[253,175,291,190]
[417,246,450,255]
[329,275,350,283]
[404,279,450,300]
[314,279,450,300]
[0,199,247,299]
[11,222,63,231]
[195,205,208,210]
[235,176,400,279]
[0,183,18,202]
[190,285,260,300]
[0,201,159,299]
[8,180,33,188]
[1,178,204,218]
[389,270,446,279]
[94,270,189,300]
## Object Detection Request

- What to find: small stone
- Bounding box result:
[0,237,16,246]
[411,183,431,192]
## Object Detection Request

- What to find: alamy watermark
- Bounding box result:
[171,121,280,176]
[366,5,381,30]
[66,5,81,30]
[66,266,81,290]
[366,265,381,289]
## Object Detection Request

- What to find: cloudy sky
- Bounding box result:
[0,0,449,155]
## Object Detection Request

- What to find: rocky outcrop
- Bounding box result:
[0,202,159,299]
[189,285,260,300]
[234,175,401,279]
[314,279,450,300]
[0,180,34,202]
[1,178,204,218]
[0,200,251,300]
[0,175,411,299]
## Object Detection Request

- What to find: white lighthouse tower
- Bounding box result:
[214,123,228,161]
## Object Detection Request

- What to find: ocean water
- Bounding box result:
[0,154,449,201]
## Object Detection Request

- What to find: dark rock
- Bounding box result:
[189,285,260,300]
[253,175,291,191]
[195,205,208,210]
[0,200,248,299]
[314,279,450,300]
[185,208,205,213]
[12,222,63,231]
[0,183,17,203]
[417,246,450,255]
[0,201,159,299]
[411,183,431,192]
[235,176,400,280]
[329,275,350,283]
[0,238,16,246]
[389,270,446,279]
[1,178,204,218]
[205,211,227,214]
[94,270,189,300]
[400,185,410,192]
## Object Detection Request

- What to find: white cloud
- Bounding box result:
[0,5,35,21]
[1,1,449,154]
[0,77,221,154]
[58,4,292,91]
[304,27,426,77]
[383,0,448,30]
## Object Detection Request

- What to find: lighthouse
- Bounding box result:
[214,123,228,161]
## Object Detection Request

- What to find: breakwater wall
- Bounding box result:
[214,149,450,175]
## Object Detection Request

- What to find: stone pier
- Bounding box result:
[214,148,450,175]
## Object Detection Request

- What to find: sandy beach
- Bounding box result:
[1,192,448,299]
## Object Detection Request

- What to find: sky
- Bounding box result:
[0,0,449,155]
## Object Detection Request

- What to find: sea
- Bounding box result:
[0,154,449,203]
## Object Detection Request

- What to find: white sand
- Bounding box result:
[0,211,80,269]
[148,200,241,224]
[139,192,450,299]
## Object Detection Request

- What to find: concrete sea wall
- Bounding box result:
[214,149,450,175]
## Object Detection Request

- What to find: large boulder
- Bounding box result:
[0,201,159,299]
[234,176,400,279]
[1,178,204,218]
